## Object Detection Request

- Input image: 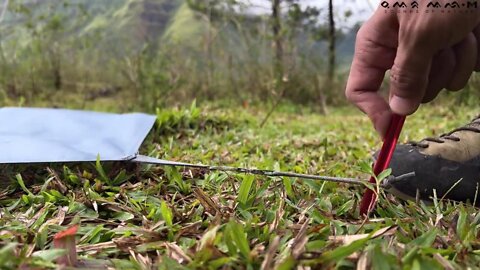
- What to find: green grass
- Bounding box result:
[0,102,479,269]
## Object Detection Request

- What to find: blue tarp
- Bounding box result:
[0,107,156,163]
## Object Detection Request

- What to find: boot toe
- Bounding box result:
[382,145,480,204]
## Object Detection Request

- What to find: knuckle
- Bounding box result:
[354,39,395,69]
[389,66,427,98]
[345,88,356,102]
[355,23,369,41]
[421,88,441,103]
[446,81,467,92]
[355,40,378,63]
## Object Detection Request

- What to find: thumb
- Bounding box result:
[389,44,432,115]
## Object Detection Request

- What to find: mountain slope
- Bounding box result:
[0,0,182,54]
[0,0,356,63]
[162,2,207,46]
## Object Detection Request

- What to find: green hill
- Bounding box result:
[0,0,183,54]
[0,0,355,61]
[162,2,207,45]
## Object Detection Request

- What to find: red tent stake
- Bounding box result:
[359,114,406,216]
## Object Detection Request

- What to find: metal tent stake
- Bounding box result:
[359,114,406,216]
[132,155,368,185]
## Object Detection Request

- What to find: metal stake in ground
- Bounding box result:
[132,154,416,189]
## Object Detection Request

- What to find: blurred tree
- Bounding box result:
[326,0,335,110]
[283,0,327,114]
[188,0,330,117]
[263,0,327,124]
[327,0,335,85]
[271,0,283,88]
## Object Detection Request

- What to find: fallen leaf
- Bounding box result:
[329,226,397,246]
[165,242,191,264]
[194,188,220,215]
[269,198,285,233]
[356,251,369,270]
[77,241,117,253]
[292,220,310,259]
[260,236,280,270]
[433,253,454,270]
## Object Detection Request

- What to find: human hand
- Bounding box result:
[346,1,480,137]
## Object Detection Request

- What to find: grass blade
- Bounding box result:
[237,175,254,205]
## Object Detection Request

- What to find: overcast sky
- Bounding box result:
[242,0,381,28]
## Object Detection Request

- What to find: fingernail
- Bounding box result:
[389,95,418,115]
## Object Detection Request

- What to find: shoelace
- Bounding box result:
[409,116,480,148]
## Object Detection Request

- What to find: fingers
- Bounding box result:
[345,17,397,137]
[422,49,456,103]
[473,25,480,71]
[446,33,477,91]
[417,33,477,102]
[388,43,433,115]
[346,8,480,138]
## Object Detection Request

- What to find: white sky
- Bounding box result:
[242,0,381,28]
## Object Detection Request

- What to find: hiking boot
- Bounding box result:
[381,115,480,205]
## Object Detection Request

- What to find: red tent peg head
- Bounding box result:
[359,114,406,216]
